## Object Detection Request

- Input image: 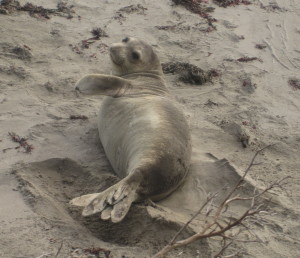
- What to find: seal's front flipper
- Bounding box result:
[75,74,132,97]
[71,180,139,223]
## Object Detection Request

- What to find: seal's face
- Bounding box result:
[110,37,162,75]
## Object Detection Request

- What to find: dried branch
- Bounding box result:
[152,145,290,258]
[170,192,218,245]
[212,240,233,258]
[54,241,63,258]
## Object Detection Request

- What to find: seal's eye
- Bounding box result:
[132,51,140,60]
[122,37,129,43]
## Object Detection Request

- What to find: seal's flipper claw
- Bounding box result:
[100,206,113,220]
[70,193,100,207]
[106,189,116,205]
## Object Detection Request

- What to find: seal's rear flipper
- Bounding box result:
[111,193,136,223]
[70,180,138,223]
[70,193,99,207]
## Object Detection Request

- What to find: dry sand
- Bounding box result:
[0,0,299,257]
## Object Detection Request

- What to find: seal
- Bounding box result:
[70,37,191,223]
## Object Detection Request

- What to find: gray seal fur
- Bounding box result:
[70,37,191,223]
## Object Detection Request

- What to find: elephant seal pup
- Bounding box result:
[71,37,191,223]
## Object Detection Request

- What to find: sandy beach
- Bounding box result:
[0,0,299,257]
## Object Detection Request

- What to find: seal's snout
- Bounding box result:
[109,45,125,66]
[109,45,119,54]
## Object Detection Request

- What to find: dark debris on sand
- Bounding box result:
[114,4,147,25]
[171,0,216,31]
[118,4,147,14]
[11,46,32,60]
[69,115,88,120]
[226,56,262,63]
[213,0,251,7]
[69,27,108,54]
[255,43,267,50]
[260,2,285,12]
[0,0,75,19]
[81,28,108,49]
[91,28,108,39]
[155,22,213,33]
[8,132,34,153]
[237,56,262,62]
[288,79,300,91]
[70,247,113,258]
[162,62,219,85]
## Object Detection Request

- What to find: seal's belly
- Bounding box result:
[98,96,191,179]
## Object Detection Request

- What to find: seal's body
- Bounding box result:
[71,38,191,223]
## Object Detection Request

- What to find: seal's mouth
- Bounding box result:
[110,52,124,67]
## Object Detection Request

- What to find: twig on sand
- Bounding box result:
[55,241,64,258]
[35,253,51,258]
[152,145,291,258]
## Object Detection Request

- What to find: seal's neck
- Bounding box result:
[120,70,163,79]
[120,71,170,96]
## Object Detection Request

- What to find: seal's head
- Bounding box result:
[110,37,162,75]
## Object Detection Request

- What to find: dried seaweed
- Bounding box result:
[8,132,34,153]
[237,56,262,62]
[82,28,108,48]
[162,62,219,85]
[213,0,251,8]
[242,78,257,93]
[288,79,300,91]
[171,0,216,30]
[69,27,108,54]
[91,28,108,39]
[155,25,177,31]
[83,247,112,258]
[255,43,267,50]
[114,4,147,24]
[155,22,213,33]
[69,115,88,120]
[260,3,285,12]
[0,0,20,14]
[118,4,147,14]
[0,0,75,19]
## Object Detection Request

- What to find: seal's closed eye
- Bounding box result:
[122,37,129,43]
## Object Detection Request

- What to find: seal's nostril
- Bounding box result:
[122,37,129,43]
[109,46,116,53]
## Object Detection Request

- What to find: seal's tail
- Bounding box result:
[70,180,139,223]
